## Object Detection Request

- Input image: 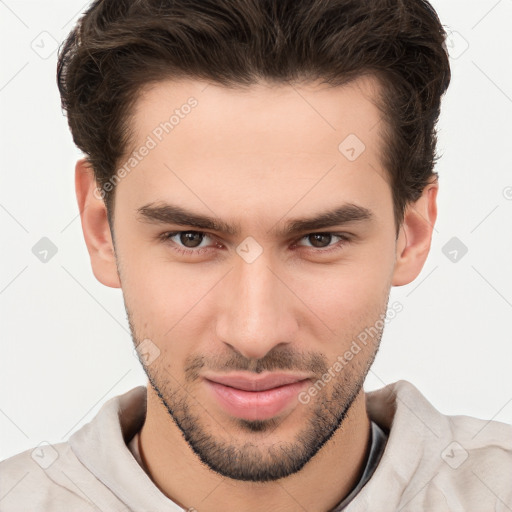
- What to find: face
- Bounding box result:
[112,76,398,481]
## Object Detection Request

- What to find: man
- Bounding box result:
[1,0,511,510]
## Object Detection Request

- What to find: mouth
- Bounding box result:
[202,372,311,421]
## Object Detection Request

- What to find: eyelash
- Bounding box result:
[158,230,352,257]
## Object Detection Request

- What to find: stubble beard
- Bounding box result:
[134,337,381,482]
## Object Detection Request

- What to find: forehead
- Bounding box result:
[128,75,385,159]
[116,76,391,230]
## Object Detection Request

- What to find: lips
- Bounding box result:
[204,372,310,391]
[203,372,311,421]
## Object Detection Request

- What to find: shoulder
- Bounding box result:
[0,441,123,512]
[0,442,88,511]
[362,380,512,510]
[429,413,512,508]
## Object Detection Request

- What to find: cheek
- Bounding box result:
[290,247,395,369]
[302,248,394,326]
[117,229,198,308]
[118,245,221,360]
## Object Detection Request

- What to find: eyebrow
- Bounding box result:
[136,202,374,237]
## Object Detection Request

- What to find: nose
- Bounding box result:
[215,252,299,361]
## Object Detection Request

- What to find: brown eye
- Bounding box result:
[160,231,215,254]
[307,233,334,248]
[295,232,350,253]
[179,231,205,248]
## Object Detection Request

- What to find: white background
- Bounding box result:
[1,0,511,461]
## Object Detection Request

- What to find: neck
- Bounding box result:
[138,386,371,512]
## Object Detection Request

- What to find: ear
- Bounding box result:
[392,179,438,286]
[75,158,121,288]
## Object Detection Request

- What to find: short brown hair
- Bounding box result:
[57,0,451,233]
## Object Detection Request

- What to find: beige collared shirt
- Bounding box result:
[1,380,511,511]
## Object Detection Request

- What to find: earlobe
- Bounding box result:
[392,181,438,287]
[75,158,121,288]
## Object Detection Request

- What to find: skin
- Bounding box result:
[75,75,437,511]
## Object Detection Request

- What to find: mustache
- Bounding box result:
[184,345,329,382]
